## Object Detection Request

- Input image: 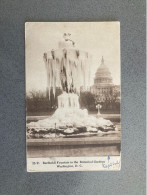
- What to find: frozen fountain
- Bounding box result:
[27,34,116,138]
[43,33,91,107]
[58,92,79,109]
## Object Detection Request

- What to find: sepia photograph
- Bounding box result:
[0,0,145,193]
[25,22,121,171]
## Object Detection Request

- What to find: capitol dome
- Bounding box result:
[94,56,113,86]
[91,57,114,100]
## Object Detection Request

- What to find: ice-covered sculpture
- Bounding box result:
[43,33,91,100]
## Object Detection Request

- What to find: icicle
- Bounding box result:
[47,59,51,99]
[52,59,56,98]
[43,48,91,100]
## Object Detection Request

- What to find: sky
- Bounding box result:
[25,22,120,92]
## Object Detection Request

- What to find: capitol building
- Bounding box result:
[91,57,120,102]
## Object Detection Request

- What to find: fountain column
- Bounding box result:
[58,92,79,109]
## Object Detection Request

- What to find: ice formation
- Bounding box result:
[27,108,115,137]
[43,40,91,99]
[58,92,79,109]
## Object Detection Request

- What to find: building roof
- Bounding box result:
[95,56,112,79]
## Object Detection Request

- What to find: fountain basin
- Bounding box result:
[27,106,116,139]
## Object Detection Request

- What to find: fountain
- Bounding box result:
[27,34,116,138]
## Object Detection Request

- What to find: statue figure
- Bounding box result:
[63,33,75,46]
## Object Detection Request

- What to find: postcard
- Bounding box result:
[25,22,121,172]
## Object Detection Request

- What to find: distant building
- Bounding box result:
[91,57,120,102]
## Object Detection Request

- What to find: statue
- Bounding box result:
[63,33,75,46]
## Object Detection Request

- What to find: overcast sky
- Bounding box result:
[25,22,120,92]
